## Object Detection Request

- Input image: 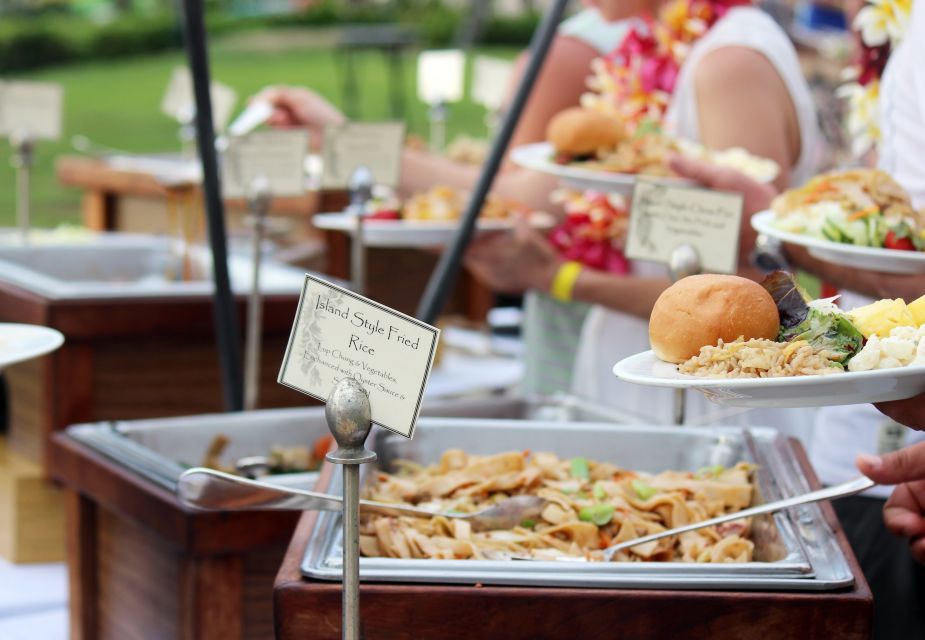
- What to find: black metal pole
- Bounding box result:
[415,0,571,323]
[179,0,244,411]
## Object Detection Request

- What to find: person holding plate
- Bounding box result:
[664,0,924,629]
[465,0,822,438]
[252,4,643,397]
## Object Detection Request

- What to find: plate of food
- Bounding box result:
[510,107,780,194]
[313,186,556,247]
[752,169,925,274]
[612,271,925,408]
[0,323,64,370]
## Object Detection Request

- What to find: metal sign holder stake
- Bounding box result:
[324,377,376,640]
[348,166,374,295]
[427,99,448,152]
[244,175,271,411]
[667,243,702,426]
[10,131,34,245]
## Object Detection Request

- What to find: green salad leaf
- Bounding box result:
[779,306,864,363]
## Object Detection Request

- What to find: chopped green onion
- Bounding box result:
[570,457,590,480]
[696,464,725,479]
[579,504,615,526]
[632,479,657,501]
[593,483,606,501]
[520,518,537,529]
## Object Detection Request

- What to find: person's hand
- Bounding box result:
[857,443,925,564]
[465,217,562,295]
[252,85,346,138]
[875,395,925,431]
[667,155,778,268]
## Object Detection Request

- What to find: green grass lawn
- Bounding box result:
[0,32,519,227]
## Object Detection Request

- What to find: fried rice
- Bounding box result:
[679,338,845,378]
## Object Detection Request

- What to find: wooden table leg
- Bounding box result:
[82,191,117,231]
[179,554,244,640]
[66,490,99,640]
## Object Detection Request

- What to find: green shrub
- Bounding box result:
[417,4,461,46]
[480,12,541,46]
[88,15,181,59]
[0,21,79,72]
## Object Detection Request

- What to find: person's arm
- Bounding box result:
[857,443,925,564]
[257,36,597,210]
[463,219,675,320]
[694,46,802,191]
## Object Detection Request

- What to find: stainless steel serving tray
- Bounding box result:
[302,419,855,591]
[64,394,640,493]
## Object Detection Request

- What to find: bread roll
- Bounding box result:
[649,274,780,364]
[546,107,624,156]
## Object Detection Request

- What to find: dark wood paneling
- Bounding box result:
[97,507,180,640]
[54,435,299,640]
[66,491,98,640]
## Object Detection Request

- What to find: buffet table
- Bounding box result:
[274,442,872,640]
[55,155,320,237]
[56,156,493,320]
[51,431,298,640]
[50,397,619,640]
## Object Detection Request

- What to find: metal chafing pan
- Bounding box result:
[64,394,639,493]
[301,419,855,591]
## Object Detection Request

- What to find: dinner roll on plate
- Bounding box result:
[546,107,625,156]
[649,274,780,364]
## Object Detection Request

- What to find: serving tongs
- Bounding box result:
[177,467,545,532]
[599,475,875,561]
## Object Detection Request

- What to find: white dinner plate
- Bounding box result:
[612,350,925,408]
[312,211,556,248]
[510,142,693,194]
[752,210,925,274]
[0,324,64,371]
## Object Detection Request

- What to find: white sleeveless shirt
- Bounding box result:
[571,7,822,441]
[558,8,640,55]
[809,0,925,499]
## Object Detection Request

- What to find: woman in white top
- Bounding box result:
[466,0,822,438]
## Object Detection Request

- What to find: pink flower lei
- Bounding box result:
[551,0,751,274]
[584,0,752,129]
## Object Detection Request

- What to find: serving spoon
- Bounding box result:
[177,467,545,532]
[599,475,875,561]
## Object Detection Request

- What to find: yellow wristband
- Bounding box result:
[549,261,583,302]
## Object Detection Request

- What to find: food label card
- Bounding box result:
[472,56,513,111]
[321,122,405,189]
[160,67,238,131]
[278,275,439,439]
[222,129,308,198]
[0,81,63,140]
[417,49,466,105]
[626,179,743,274]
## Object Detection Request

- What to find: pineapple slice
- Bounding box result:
[849,299,916,338]
[908,294,925,327]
